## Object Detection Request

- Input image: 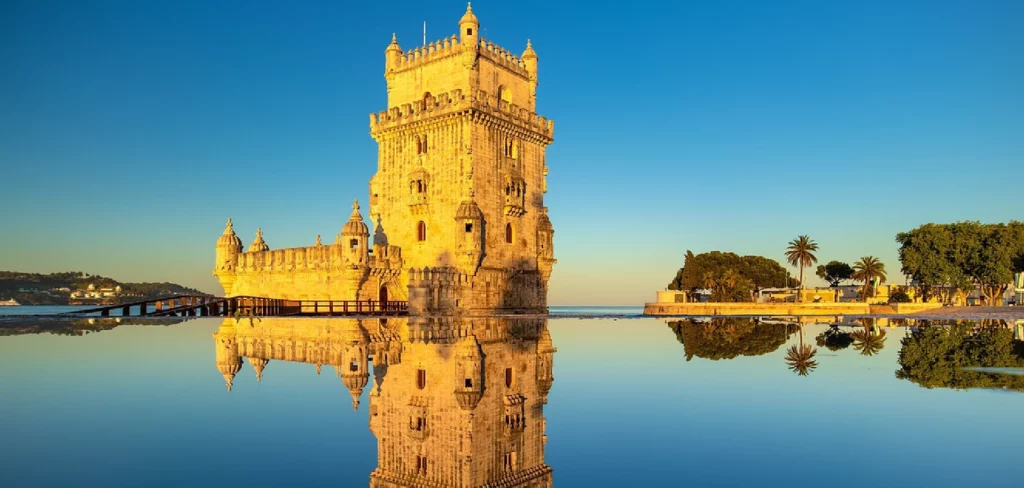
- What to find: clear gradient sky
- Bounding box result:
[1,1,1022,305]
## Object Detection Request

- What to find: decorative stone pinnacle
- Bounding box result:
[226,217,233,229]
[315,234,322,246]
[391,33,397,43]
[350,199,363,220]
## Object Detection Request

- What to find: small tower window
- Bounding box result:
[417,369,427,389]
[349,360,358,372]
[465,222,473,233]
[416,136,422,154]
[422,134,428,153]
[349,239,359,249]
[505,367,514,388]
[465,378,473,388]
[505,223,513,244]
[417,221,427,241]
[467,28,473,35]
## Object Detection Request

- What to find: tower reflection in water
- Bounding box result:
[213,317,556,487]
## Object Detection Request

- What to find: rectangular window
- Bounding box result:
[465,378,473,388]
[465,223,473,232]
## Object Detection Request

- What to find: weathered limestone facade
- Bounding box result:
[214,4,555,314]
[213,316,556,487]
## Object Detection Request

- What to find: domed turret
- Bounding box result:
[249,228,269,252]
[455,200,484,274]
[459,3,479,45]
[536,329,556,403]
[339,200,370,268]
[214,326,241,392]
[454,334,484,410]
[250,357,268,382]
[385,33,402,73]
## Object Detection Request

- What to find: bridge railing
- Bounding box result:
[59,295,408,317]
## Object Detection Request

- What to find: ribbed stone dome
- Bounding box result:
[217,218,243,251]
[455,200,484,220]
[341,200,369,236]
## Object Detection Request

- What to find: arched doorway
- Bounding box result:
[379,285,388,303]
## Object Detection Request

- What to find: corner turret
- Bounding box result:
[213,324,241,392]
[522,39,538,106]
[339,200,370,268]
[458,3,479,46]
[250,357,268,382]
[454,334,484,410]
[454,199,485,274]
[384,33,402,74]
[214,218,243,279]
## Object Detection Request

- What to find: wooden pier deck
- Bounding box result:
[59,296,408,318]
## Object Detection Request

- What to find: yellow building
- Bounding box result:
[213,315,556,487]
[215,4,555,314]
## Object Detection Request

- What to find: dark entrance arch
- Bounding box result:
[379,285,388,303]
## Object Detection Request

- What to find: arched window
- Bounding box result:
[505,223,513,244]
[417,221,427,241]
[422,134,428,153]
[416,136,422,154]
[505,367,514,388]
[417,369,427,389]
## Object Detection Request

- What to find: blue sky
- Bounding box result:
[1,0,1021,305]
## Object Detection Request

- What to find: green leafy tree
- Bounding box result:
[667,319,796,361]
[852,256,887,301]
[785,235,819,299]
[667,251,794,302]
[815,326,854,351]
[897,221,1024,305]
[896,323,1024,391]
[815,261,854,287]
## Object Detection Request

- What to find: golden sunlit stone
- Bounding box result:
[214,4,555,314]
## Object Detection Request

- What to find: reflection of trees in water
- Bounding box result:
[851,328,886,356]
[667,318,797,361]
[785,325,818,376]
[816,326,854,351]
[896,323,1024,391]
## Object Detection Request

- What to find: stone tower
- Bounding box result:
[369,3,556,313]
[213,4,555,314]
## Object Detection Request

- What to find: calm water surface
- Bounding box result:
[1,313,1022,487]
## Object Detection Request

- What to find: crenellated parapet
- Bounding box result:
[390,35,466,73]
[369,89,553,141]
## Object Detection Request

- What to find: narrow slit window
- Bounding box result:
[417,369,426,389]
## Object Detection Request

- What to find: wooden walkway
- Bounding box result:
[60,295,408,318]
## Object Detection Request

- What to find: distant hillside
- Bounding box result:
[0,271,210,305]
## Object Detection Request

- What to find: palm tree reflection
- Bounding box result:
[851,319,887,356]
[785,324,818,376]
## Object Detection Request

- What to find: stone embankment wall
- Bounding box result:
[643,301,945,316]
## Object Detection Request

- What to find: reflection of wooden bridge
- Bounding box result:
[60,295,408,318]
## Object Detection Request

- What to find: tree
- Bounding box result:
[852,256,887,301]
[667,319,796,361]
[667,251,794,302]
[850,320,886,356]
[785,235,819,299]
[896,323,1024,391]
[815,261,854,287]
[815,326,854,351]
[897,221,1024,305]
[785,325,818,376]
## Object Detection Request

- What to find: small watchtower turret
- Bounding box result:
[454,334,484,410]
[454,199,485,274]
[339,200,370,268]
[458,3,479,45]
[522,39,538,107]
[214,218,243,274]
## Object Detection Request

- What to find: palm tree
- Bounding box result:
[851,320,887,356]
[852,256,887,302]
[785,235,819,301]
[785,325,818,376]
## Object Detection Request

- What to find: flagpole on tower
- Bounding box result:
[423,21,426,46]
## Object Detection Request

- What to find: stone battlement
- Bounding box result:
[390,35,529,78]
[229,242,403,273]
[369,89,554,139]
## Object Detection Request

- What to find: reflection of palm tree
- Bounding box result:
[785,236,819,301]
[851,256,887,302]
[785,325,818,376]
[851,325,886,356]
